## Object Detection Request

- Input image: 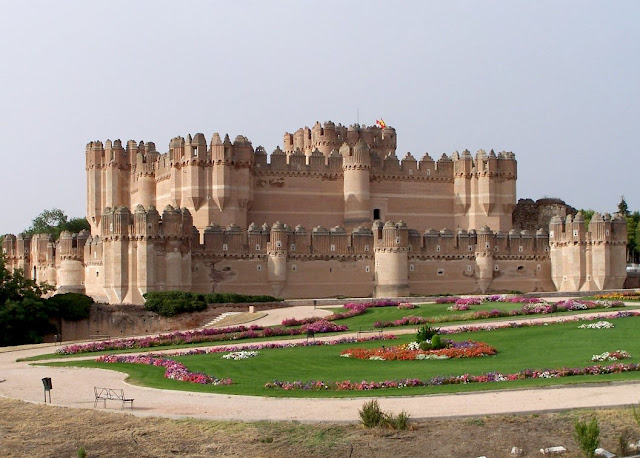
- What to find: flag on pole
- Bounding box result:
[376,119,387,129]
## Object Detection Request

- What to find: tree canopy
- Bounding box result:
[21,208,90,239]
[0,254,93,346]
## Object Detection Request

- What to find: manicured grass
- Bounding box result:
[45,315,640,398]
[331,302,638,329]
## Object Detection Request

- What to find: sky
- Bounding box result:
[1,1,638,235]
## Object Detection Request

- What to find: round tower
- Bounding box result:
[57,231,86,294]
[342,140,372,229]
[267,221,288,296]
[374,221,409,297]
[474,225,494,293]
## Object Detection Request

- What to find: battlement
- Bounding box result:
[549,211,627,245]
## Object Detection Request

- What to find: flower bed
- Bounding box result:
[591,350,630,362]
[96,354,232,385]
[264,362,640,391]
[282,300,399,327]
[56,321,350,356]
[595,292,640,301]
[579,321,614,329]
[340,340,496,361]
[222,351,259,360]
[397,302,416,310]
[373,300,625,328]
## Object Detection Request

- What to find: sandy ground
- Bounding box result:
[2,304,640,424]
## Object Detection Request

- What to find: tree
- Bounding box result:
[22,208,89,239]
[618,196,630,217]
[578,209,595,229]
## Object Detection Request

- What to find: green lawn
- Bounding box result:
[44,315,640,398]
[331,301,637,329]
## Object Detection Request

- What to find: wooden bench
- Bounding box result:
[88,334,110,341]
[357,327,383,338]
[94,387,134,409]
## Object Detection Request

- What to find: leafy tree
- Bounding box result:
[0,254,94,346]
[578,209,595,229]
[22,208,89,239]
[618,196,630,217]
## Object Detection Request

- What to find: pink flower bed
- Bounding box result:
[264,362,640,391]
[56,321,350,356]
[397,302,416,310]
[281,300,399,327]
[97,354,232,385]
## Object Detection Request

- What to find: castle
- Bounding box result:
[1,121,628,304]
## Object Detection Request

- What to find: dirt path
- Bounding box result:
[1,304,639,423]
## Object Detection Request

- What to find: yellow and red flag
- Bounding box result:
[376,119,387,129]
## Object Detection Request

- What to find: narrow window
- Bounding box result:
[373,209,381,220]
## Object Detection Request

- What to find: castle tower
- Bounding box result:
[182,133,207,222]
[56,230,89,294]
[453,149,517,231]
[474,225,495,293]
[606,213,628,289]
[134,142,159,209]
[267,221,288,296]
[102,206,131,303]
[374,220,409,297]
[342,140,372,229]
[132,204,159,302]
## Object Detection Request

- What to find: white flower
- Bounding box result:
[222,351,259,360]
[579,321,614,329]
[369,356,385,361]
[406,341,421,350]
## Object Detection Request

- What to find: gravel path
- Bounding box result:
[2,303,639,423]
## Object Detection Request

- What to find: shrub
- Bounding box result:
[388,411,410,430]
[46,293,94,321]
[359,400,385,428]
[416,324,438,342]
[573,417,600,458]
[633,402,640,427]
[431,334,444,350]
[358,400,410,430]
[143,291,282,316]
[419,341,432,351]
[143,291,207,316]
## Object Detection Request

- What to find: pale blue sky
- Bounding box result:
[1,1,638,235]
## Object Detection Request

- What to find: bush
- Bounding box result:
[573,417,600,458]
[389,411,410,430]
[419,341,432,351]
[431,334,445,350]
[46,293,94,321]
[416,324,438,342]
[143,291,282,316]
[359,400,385,428]
[358,400,410,430]
[143,291,207,316]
